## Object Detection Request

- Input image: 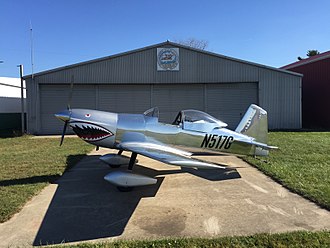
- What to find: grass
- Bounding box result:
[244,132,330,210]
[52,231,330,247]
[0,135,93,223]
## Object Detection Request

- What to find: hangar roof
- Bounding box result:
[23,41,302,79]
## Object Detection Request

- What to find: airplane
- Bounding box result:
[55,104,277,191]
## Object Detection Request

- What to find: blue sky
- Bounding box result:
[1,0,329,77]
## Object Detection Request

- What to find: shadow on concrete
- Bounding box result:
[33,154,240,245]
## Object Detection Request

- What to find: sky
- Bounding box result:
[1,0,330,78]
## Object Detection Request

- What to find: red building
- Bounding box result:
[281,51,330,129]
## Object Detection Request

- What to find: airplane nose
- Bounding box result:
[55,110,71,122]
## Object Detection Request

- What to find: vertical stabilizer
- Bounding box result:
[235,104,268,144]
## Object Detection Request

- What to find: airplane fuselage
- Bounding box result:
[63,109,256,157]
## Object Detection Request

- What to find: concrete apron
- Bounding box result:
[0,148,329,247]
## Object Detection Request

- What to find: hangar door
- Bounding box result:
[98,85,151,113]
[39,85,96,134]
[39,83,257,134]
[152,83,258,128]
[153,84,204,123]
[206,83,258,128]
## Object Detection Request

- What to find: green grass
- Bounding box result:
[244,132,330,210]
[52,230,330,248]
[0,135,93,223]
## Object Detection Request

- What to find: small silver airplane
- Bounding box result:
[55,104,277,191]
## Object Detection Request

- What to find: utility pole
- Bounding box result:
[18,65,25,135]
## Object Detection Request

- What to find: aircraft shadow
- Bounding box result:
[33,155,163,246]
[33,154,240,245]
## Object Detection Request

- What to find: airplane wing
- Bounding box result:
[118,141,226,170]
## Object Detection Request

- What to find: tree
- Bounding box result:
[306,50,320,57]
[176,38,208,50]
[297,50,320,60]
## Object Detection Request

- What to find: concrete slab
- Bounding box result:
[0,148,329,247]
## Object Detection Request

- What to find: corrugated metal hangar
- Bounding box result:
[24,41,302,135]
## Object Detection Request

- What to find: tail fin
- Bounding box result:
[235,104,268,144]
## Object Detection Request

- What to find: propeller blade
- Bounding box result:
[60,120,68,146]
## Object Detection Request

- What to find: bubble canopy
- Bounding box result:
[173,109,228,128]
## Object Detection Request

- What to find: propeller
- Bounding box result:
[60,120,68,146]
[59,75,74,146]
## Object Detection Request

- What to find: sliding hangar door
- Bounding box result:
[39,83,258,134]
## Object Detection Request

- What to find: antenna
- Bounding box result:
[30,21,34,79]
[67,75,74,110]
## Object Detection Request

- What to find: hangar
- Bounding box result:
[24,41,302,135]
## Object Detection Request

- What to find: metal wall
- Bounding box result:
[285,58,330,128]
[258,69,302,129]
[25,42,302,134]
[29,46,261,85]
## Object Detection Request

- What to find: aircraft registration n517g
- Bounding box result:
[55,104,277,191]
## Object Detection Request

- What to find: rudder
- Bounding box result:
[235,104,268,144]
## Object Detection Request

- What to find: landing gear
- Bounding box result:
[128,152,137,171]
[116,152,137,192]
[100,150,138,168]
[108,150,124,168]
[103,152,157,192]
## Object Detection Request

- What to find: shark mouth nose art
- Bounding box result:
[70,122,113,142]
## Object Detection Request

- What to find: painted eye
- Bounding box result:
[85,114,91,118]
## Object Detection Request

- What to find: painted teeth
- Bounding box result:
[70,122,113,142]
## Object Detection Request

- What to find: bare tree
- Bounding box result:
[176,38,208,50]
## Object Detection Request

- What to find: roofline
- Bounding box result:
[23,41,302,79]
[281,53,330,69]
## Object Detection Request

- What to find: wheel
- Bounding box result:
[109,164,121,168]
[117,186,134,192]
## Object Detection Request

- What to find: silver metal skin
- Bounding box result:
[55,104,277,189]
[104,171,157,187]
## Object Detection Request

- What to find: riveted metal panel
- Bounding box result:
[206,83,258,128]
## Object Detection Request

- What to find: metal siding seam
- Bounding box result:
[95,85,99,110]
[150,84,154,107]
[204,84,207,112]
[36,80,40,134]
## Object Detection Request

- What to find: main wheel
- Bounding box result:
[117,186,134,192]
